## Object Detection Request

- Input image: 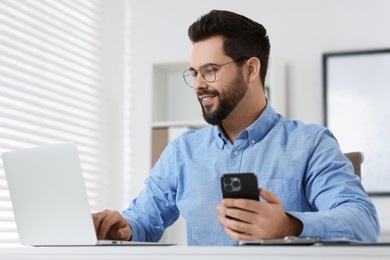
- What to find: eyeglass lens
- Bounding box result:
[183,65,216,88]
[183,58,249,87]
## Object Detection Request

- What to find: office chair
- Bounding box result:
[344,152,364,179]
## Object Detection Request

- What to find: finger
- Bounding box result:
[218,213,250,230]
[220,211,269,241]
[117,225,132,240]
[92,212,102,234]
[215,203,228,215]
[109,218,132,240]
[107,211,132,240]
[98,210,120,240]
[218,204,267,240]
[221,198,258,212]
[224,207,257,223]
[223,225,255,241]
[92,211,109,239]
[259,188,281,204]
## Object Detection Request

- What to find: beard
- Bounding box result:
[199,71,248,125]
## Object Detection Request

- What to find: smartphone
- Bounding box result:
[221,173,259,201]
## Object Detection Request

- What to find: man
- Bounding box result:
[93,10,379,245]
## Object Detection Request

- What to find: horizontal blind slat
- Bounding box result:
[0,83,101,118]
[0,110,101,143]
[58,0,101,23]
[0,1,101,53]
[0,202,13,212]
[0,0,109,245]
[0,46,100,84]
[0,72,101,105]
[0,57,101,98]
[0,27,99,71]
[45,0,101,30]
[0,20,100,64]
[0,95,102,128]
[1,0,101,35]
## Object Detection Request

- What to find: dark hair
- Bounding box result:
[188,10,270,87]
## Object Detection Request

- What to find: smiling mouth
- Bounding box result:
[198,93,217,106]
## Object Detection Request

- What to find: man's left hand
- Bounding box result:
[215,188,302,241]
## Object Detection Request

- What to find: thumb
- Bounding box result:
[116,229,125,239]
[117,226,132,241]
[259,188,281,204]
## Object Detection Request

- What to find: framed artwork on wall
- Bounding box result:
[323,49,390,196]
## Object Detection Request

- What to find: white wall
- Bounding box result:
[100,0,126,210]
[128,0,390,238]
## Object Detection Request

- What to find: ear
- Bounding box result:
[245,57,261,83]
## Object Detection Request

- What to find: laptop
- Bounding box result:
[2,143,172,246]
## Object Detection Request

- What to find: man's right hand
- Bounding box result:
[92,209,132,241]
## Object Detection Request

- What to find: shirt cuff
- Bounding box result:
[286,211,322,238]
[121,214,141,241]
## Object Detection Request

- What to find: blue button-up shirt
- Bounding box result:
[122,103,379,245]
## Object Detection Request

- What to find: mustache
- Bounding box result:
[197,89,219,97]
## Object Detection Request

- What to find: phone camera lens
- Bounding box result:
[223,176,241,192]
[225,185,233,191]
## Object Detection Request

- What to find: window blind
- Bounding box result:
[0,0,109,244]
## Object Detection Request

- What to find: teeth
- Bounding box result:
[203,97,211,101]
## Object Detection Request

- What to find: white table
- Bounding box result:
[0,245,389,260]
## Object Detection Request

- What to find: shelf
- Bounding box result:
[152,121,207,129]
[152,62,204,124]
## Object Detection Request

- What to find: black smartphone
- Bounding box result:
[221,173,259,201]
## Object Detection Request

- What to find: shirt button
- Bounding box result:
[251,139,256,144]
[233,150,239,156]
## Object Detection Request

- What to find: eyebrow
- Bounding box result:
[189,62,218,71]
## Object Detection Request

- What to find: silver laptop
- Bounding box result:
[2,143,170,246]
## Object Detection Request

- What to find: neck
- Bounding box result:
[221,98,266,143]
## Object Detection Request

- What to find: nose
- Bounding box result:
[193,74,208,92]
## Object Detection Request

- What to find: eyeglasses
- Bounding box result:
[182,57,249,88]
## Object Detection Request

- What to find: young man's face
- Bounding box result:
[190,36,248,125]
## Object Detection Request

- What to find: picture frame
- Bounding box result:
[323,49,390,196]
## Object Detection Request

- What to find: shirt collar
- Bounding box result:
[214,102,279,149]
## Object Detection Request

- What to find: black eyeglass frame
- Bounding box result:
[182,57,250,88]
